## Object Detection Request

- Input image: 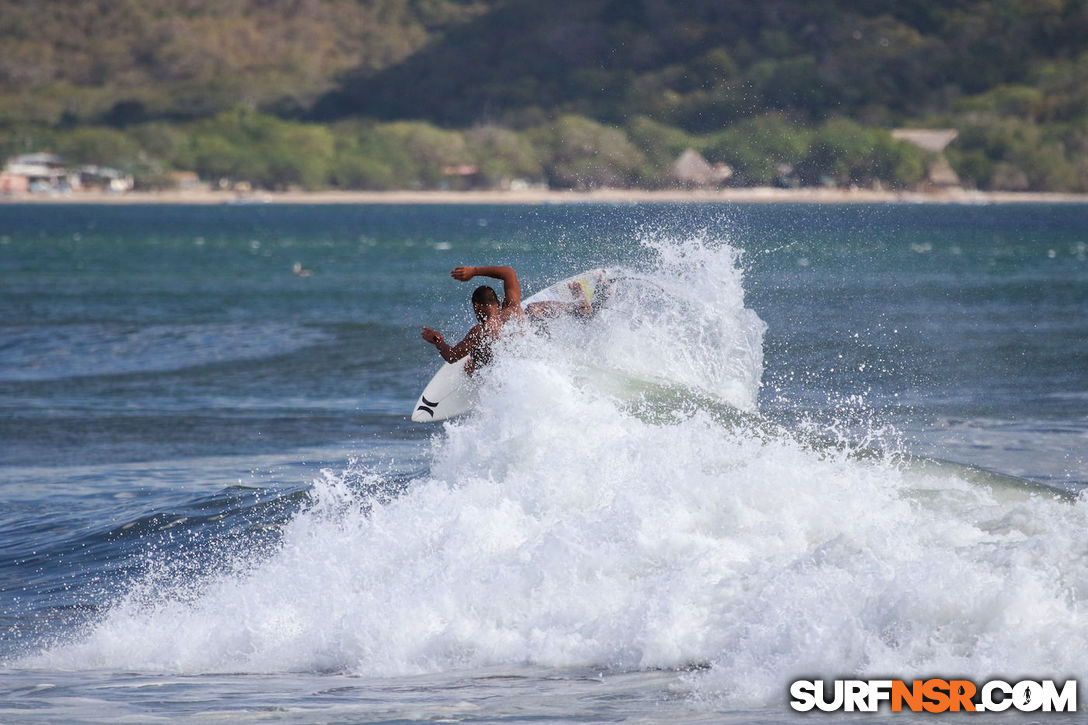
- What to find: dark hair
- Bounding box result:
[472,285,499,306]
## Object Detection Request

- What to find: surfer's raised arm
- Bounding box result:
[451,265,522,309]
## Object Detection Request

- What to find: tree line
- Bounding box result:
[1,110,936,191]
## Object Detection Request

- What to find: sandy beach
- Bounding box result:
[3,186,1087,205]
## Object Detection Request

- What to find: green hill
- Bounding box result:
[317,0,1088,129]
[2,0,1086,192]
[0,0,491,125]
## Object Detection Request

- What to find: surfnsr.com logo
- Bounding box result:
[790,679,1078,713]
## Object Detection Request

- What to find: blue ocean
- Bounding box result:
[1,202,1086,722]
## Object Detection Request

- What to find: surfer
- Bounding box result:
[422,265,608,375]
[421,265,526,375]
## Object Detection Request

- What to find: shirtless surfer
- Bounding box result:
[422,264,603,374]
[421,265,526,375]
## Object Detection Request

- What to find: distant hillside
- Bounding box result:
[2,0,1087,192]
[0,0,493,125]
[315,0,1088,130]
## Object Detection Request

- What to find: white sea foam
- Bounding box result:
[28,235,1088,707]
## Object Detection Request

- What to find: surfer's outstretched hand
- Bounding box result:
[421,327,443,345]
[450,266,475,281]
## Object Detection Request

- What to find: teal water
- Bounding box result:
[1,202,1086,722]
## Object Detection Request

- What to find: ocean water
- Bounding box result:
[0,202,1086,723]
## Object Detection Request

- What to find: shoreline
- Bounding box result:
[3,187,1087,205]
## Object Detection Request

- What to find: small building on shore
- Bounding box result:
[170,171,204,191]
[76,165,134,193]
[440,163,481,190]
[671,149,733,188]
[2,153,134,194]
[4,153,73,193]
[891,129,961,189]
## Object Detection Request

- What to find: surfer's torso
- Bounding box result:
[469,305,526,369]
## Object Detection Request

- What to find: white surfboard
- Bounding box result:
[411,268,613,422]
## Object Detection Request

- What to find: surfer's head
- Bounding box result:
[471,285,500,321]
